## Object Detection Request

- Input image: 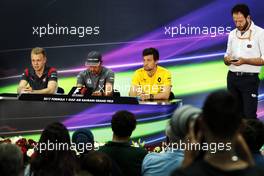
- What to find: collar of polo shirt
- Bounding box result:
[235,21,255,41]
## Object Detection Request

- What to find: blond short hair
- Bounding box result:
[31,47,47,57]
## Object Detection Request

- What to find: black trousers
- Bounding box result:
[227,71,260,119]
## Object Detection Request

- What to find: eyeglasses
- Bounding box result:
[236,29,252,41]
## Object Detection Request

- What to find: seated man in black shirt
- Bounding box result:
[76,51,114,96]
[172,90,264,176]
[17,47,58,94]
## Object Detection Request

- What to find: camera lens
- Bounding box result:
[169,105,201,139]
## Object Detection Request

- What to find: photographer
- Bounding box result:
[172,90,264,176]
[142,105,201,176]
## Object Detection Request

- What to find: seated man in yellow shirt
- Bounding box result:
[129,48,172,100]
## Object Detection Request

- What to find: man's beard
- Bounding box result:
[238,20,249,31]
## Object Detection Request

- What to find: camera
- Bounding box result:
[169,105,202,139]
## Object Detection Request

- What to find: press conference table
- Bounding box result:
[0,93,182,137]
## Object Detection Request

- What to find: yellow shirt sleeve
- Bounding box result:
[163,70,172,86]
[131,70,140,86]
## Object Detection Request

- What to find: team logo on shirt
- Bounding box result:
[42,78,46,82]
[247,44,252,48]
[87,79,92,84]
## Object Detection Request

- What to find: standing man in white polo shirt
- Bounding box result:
[224,4,264,119]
